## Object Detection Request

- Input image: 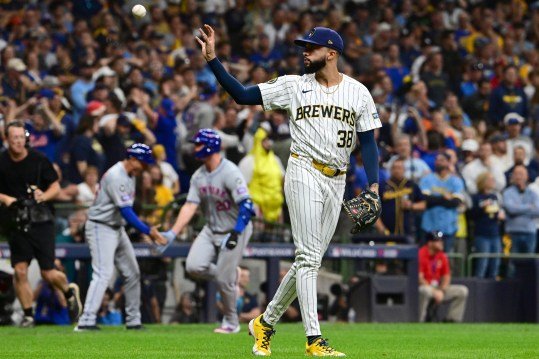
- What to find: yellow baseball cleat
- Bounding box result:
[248,315,275,356]
[305,338,346,356]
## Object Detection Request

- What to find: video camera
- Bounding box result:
[7,186,53,232]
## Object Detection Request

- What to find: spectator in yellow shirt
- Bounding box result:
[149,165,174,227]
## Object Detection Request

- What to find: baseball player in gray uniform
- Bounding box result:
[75,143,166,331]
[162,128,254,334]
[196,25,381,356]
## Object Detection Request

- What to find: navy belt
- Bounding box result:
[88,219,122,230]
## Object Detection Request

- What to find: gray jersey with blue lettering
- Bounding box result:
[186,158,250,233]
[88,162,135,226]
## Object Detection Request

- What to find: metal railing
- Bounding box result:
[1,197,294,244]
[447,252,465,277]
[466,253,539,277]
[10,200,539,280]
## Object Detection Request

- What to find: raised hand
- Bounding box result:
[195,24,216,62]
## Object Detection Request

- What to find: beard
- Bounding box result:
[304,57,326,74]
[434,164,446,174]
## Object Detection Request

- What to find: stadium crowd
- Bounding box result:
[1,0,539,324]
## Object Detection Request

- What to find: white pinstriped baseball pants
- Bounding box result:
[263,155,345,336]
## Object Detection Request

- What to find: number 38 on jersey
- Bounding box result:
[337,130,354,148]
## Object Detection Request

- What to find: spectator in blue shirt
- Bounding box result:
[503,165,539,276]
[420,152,466,252]
[150,98,179,172]
[34,260,71,325]
[97,288,123,325]
[249,33,282,70]
[387,135,431,181]
[70,60,96,125]
[26,96,65,162]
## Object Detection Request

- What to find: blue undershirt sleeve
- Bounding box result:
[233,199,255,234]
[358,130,379,186]
[207,58,263,105]
[120,207,151,235]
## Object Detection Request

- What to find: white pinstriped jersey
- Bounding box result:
[258,74,382,169]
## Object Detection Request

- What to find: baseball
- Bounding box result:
[132,4,147,18]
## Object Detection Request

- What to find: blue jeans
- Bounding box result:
[508,232,537,278]
[510,233,537,254]
[473,235,501,279]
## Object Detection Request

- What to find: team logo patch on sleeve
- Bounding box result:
[372,113,379,119]
[236,187,248,195]
[121,194,131,201]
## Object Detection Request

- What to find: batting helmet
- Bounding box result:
[126,143,155,164]
[190,128,221,159]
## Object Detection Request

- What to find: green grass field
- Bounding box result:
[1,323,538,359]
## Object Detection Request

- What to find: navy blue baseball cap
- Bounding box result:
[126,143,155,165]
[426,231,444,241]
[294,27,344,54]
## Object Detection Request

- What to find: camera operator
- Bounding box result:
[0,121,82,327]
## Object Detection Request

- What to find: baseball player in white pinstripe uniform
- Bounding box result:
[196,25,381,356]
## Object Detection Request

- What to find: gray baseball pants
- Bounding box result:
[185,223,252,328]
[78,220,141,327]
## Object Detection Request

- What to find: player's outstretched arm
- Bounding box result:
[195,24,262,106]
[120,206,152,234]
[169,202,199,237]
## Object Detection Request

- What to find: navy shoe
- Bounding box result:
[74,325,101,332]
[126,325,145,330]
